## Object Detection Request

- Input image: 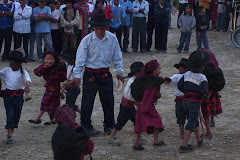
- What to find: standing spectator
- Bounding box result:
[13,0,32,62]
[92,0,104,14]
[199,0,211,16]
[33,0,53,62]
[60,0,80,52]
[209,0,218,30]
[146,0,158,51]
[216,0,227,31]
[165,0,171,28]
[177,0,188,28]
[109,0,126,50]
[154,0,169,53]
[132,0,149,52]
[28,0,38,62]
[188,0,197,16]
[226,0,239,31]
[87,0,94,33]
[0,0,14,61]
[120,0,132,53]
[177,4,196,53]
[48,0,62,55]
[196,6,210,50]
[74,0,89,47]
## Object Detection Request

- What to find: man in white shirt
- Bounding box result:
[132,0,149,53]
[13,0,32,61]
[73,14,124,137]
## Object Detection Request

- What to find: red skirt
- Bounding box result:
[41,88,60,112]
[201,91,222,119]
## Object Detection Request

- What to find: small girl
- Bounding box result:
[132,60,166,151]
[29,51,66,125]
[0,50,31,144]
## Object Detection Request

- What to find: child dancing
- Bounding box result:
[178,50,209,153]
[0,50,31,144]
[29,51,66,125]
[108,62,144,145]
[165,58,188,139]
[131,60,165,151]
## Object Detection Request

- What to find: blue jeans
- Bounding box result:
[183,101,201,132]
[36,33,53,60]
[3,95,24,129]
[29,33,36,60]
[165,1,171,28]
[217,13,226,30]
[177,32,192,51]
[196,31,209,50]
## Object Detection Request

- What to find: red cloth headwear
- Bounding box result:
[143,59,159,76]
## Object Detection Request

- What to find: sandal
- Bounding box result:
[29,119,42,124]
[180,145,195,153]
[197,137,204,147]
[133,144,144,151]
[153,141,167,147]
[44,122,52,125]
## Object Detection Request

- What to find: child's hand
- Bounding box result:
[25,84,30,94]
[43,63,51,68]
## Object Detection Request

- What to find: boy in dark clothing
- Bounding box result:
[178,50,209,153]
[196,6,210,50]
[154,0,169,53]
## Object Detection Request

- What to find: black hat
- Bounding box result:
[174,58,188,69]
[52,125,90,160]
[128,62,144,77]
[89,14,112,27]
[188,50,210,73]
[62,48,77,59]
[9,50,27,63]
[29,0,39,5]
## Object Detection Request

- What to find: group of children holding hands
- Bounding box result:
[0,47,223,157]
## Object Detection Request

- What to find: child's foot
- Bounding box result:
[44,122,52,125]
[177,50,182,53]
[108,137,121,146]
[153,140,167,147]
[132,137,147,145]
[29,119,42,124]
[197,137,204,147]
[133,144,144,151]
[210,119,215,127]
[87,128,101,137]
[6,136,13,144]
[179,145,195,153]
[184,50,188,53]
[203,132,212,141]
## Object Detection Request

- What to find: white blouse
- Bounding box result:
[13,5,32,33]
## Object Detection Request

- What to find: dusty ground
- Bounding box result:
[0,15,240,160]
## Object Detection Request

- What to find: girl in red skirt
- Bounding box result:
[132,60,165,151]
[29,51,67,125]
[201,49,224,140]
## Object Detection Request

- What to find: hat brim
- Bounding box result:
[63,54,76,59]
[8,57,27,63]
[89,19,112,27]
[174,63,187,69]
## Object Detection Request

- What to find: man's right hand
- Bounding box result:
[74,78,81,88]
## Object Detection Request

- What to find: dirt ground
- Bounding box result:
[0,15,240,160]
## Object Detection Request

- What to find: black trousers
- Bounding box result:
[13,32,30,59]
[132,17,147,51]
[178,3,186,27]
[146,18,155,50]
[81,71,114,130]
[0,27,13,60]
[51,29,62,55]
[155,22,168,51]
[122,26,130,51]
[110,26,122,49]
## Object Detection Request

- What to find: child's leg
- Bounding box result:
[179,124,185,135]
[204,117,212,139]
[175,102,186,135]
[182,130,192,147]
[66,87,81,106]
[153,128,160,144]
[33,110,45,121]
[134,132,141,147]
[202,31,209,50]
[184,32,191,51]
[177,32,185,52]
[196,32,202,49]
[193,126,202,142]
[110,128,118,138]
[7,128,14,137]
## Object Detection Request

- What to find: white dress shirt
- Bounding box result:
[13,4,32,33]
[73,31,124,78]
[132,0,149,18]
[0,67,32,90]
[124,76,136,101]
[170,73,184,97]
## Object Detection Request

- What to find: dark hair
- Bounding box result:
[43,51,60,63]
[186,4,193,10]
[198,6,205,12]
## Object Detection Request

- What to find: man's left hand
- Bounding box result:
[117,75,124,83]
